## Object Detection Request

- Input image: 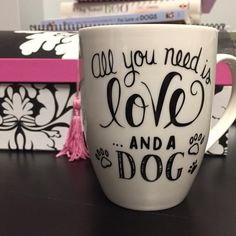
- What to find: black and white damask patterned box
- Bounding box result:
[0,31,78,151]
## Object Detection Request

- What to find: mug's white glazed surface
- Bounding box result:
[80,25,218,210]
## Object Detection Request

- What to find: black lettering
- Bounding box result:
[130,136,138,149]
[122,50,157,87]
[125,94,147,127]
[153,137,162,150]
[100,78,124,128]
[140,136,150,150]
[91,50,117,79]
[122,51,140,87]
[141,154,163,182]
[166,152,184,181]
[117,151,136,179]
[164,47,202,74]
[190,47,202,74]
[142,71,182,127]
[166,136,176,150]
[165,80,204,128]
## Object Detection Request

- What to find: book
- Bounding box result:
[60,0,201,24]
[74,0,173,2]
[202,0,216,13]
[73,0,215,9]
[31,9,189,31]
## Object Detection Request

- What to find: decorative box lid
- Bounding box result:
[0,31,79,59]
[0,30,233,85]
[0,31,79,83]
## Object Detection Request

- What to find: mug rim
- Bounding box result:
[79,24,218,34]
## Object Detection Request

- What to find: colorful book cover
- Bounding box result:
[33,9,189,31]
[60,0,200,24]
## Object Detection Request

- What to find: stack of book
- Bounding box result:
[30,0,210,31]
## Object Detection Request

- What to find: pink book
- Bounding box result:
[202,0,216,13]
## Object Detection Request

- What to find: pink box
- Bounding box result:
[0,59,78,83]
[0,31,79,151]
[0,59,78,151]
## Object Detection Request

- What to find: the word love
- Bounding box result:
[100,71,205,129]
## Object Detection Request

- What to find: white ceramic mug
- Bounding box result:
[79,25,236,211]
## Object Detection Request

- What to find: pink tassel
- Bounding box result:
[57,96,89,162]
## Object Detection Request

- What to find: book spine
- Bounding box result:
[60,0,200,24]
[38,9,189,31]
[75,0,159,2]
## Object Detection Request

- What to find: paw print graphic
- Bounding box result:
[95,148,112,168]
[188,133,205,155]
[188,160,198,174]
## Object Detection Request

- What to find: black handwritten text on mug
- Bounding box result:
[91,49,117,78]
[117,150,184,182]
[100,72,205,128]
[129,135,175,150]
[164,47,202,74]
[200,60,211,84]
[122,49,157,87]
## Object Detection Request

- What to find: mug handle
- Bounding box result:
[206,54,236,151]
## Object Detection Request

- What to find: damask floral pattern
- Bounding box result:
[0,83,75,150]
[15,31,79,59]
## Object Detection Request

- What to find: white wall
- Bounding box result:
[19,0,44,30]
[0,0,72,30]
[201,0,236,29]
[43,0,72,20]
[0,0,21,30]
